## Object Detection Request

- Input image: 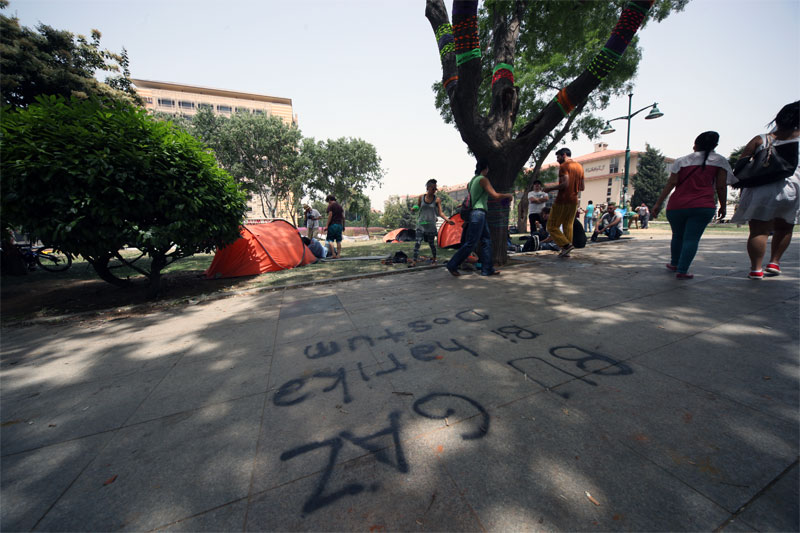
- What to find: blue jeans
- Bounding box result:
[666,208,715,273]
[605,225,622,240]
[447,209,493,275]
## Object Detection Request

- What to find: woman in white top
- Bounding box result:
[730,101,800,279]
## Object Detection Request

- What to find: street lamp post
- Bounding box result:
[600,94,663,227]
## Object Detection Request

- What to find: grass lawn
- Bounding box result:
[1,239,460,291]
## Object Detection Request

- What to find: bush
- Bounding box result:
[1,95,247,296]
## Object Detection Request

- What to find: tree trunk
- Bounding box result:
[426,0,656,262]
[146,253,167,300]
[88,256,133,288]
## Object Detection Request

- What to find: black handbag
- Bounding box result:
[732,135,798,189]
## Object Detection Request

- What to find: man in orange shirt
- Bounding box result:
[543,148,585,257]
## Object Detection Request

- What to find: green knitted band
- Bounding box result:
[492,63,514,75]
[456,48,481,66]
[440,42,455,58]
[601,46,622,59]
[626,2,649,15]
[435,23,453,40]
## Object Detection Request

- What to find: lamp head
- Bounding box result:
[600,122,616,135]
[645,104,663,120]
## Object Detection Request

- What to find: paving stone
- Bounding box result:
[736,461,799,533]
[34,395,264,532]
[1,432,111,532]
[246,433,482,531]
[555,362,798,513]
[1,367,170,456]
[420,391,731,531]
[154,499,248,532]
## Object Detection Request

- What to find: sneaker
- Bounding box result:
[447,268,461,277]
[676,273,694,280]
[748,270,764,280]
[558,243,575,257]
[665,263,677,272]
[765,263,781,275]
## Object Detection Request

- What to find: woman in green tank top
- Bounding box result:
[446,159,514,277]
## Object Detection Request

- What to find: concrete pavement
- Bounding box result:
[1,235,798,531]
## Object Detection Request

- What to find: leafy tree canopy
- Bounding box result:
[0,1,141,107]
[1,95,247,296]
[306,137,385,211]
[631,143,669,212]
[433,0,688,161]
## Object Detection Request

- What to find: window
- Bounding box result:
[198,103,213,110]
[607,178,613,186]
[158,98,175,107]
[607,187,612,195]
[144,97,153,104]
[217,105,232,113]
[178,101,195,110]
[235,107,250,114]
[609,157,619,173]
[253,109,265,115]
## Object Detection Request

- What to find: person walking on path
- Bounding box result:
[652,131,733,279]
[325,194,345,259]
[527,180,549,235]
[543,148,585,257]
[584,201,595,231]
[304,204,321,241]
[412,179,454,265]
[730,101,799,280]
[636,203,650,229]
[446,159,514,277]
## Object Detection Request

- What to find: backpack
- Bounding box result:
[459,191,472,220]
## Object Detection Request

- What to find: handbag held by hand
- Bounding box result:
[731,135,798,189]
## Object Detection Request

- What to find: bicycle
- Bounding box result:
[15,244,73,272]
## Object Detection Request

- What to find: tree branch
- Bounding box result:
[426,0,492,156]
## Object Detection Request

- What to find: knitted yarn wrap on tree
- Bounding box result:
[453,16,479,52]
[487,196,511,228]
[585,0,653,83]
[435,23,455,58]
[491,63,514,87]
[554,88,575,117]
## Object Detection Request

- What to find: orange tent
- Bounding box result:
[383,228,416,243]
[438,213,464,248]
[205,221,315,279]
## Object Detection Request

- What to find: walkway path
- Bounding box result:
[2,236,797,531]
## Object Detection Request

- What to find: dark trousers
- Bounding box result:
[529,213,545,234]
[447,209,493,275]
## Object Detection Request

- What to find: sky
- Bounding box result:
[8,0,800,211]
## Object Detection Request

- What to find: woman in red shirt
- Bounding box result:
[652,131,733,279]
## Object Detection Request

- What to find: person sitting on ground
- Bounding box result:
[301,236,333,262]
[591,202,623,241]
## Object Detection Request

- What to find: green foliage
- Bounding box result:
[381,196,417,229]
[1,95,247,292]
[0,4,141,107]
[347,190,373,229]
[306,137,384,211]
[728,146,744,169]
[631,144,669,212]
[438,192,458,217]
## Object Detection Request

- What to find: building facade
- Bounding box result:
[131,79,298,222]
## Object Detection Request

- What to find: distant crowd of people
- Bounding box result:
[299,101,799,281]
